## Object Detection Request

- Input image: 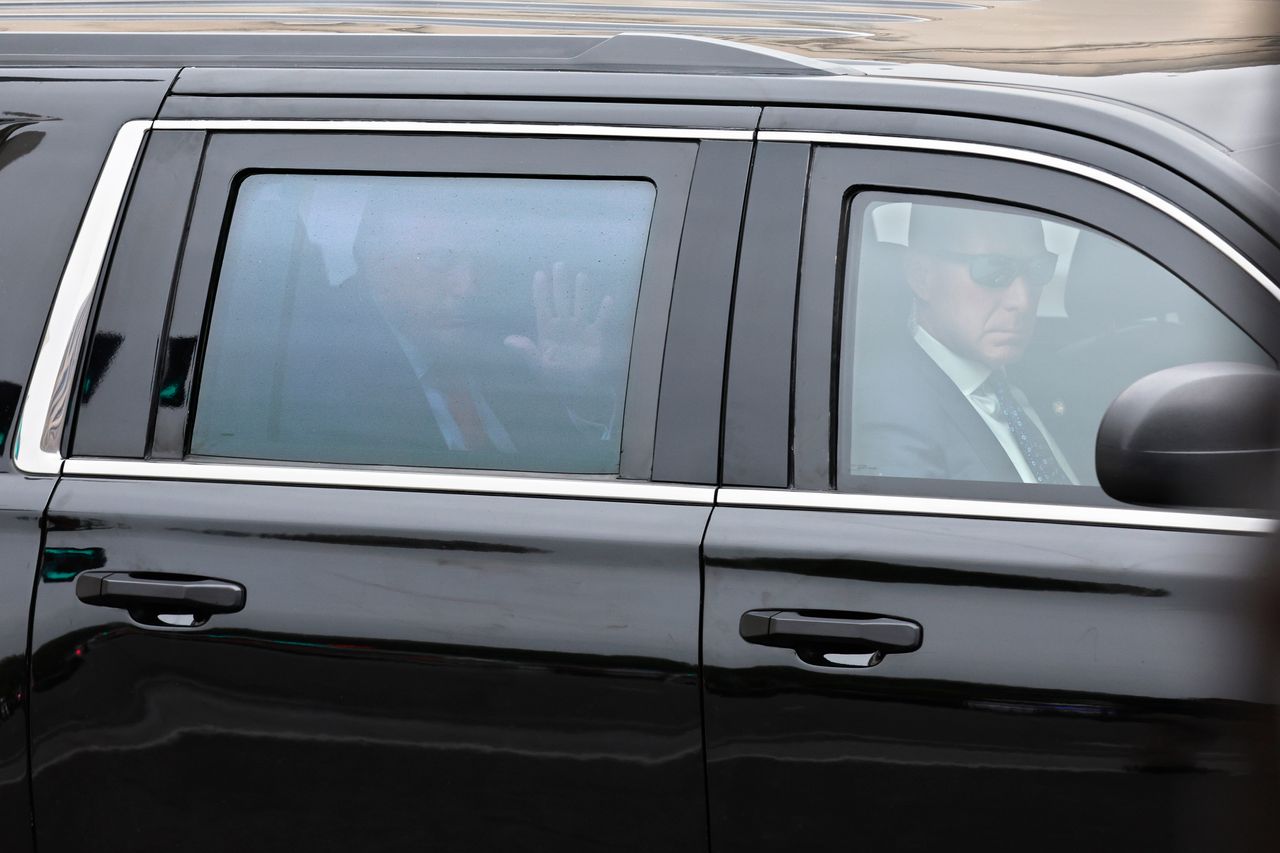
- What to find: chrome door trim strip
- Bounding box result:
[64,458,716,504]
[14,119,152,476]
[153,119,754,141]
[718,488,1274,534]
[759,130,1280,304]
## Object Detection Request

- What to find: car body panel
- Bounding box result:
[34,478,712,853]
[0,68,175,852]
[703,507,1268,851]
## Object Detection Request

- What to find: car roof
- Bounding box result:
[852,61,1280,154]
[849,60,1280,197]
[1,27,1273,142]
[1,28,1276,223]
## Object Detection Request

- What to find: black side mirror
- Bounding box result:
[1096,362,1280,511]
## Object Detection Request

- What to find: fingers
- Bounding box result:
[552,261,573,321]
[532,269,553,333]
[572,271,589,322]
[537,261,600,323]
[592,294,616,329]
[503,334,537,357]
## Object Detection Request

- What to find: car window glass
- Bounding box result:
[192,173,655,474]
[839,193,1271,490]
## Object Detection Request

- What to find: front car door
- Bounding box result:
[705,111,1280,851]
[22,101,753,852]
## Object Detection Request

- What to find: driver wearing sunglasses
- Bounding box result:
[852,201,1077,486]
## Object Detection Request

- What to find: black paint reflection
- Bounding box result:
[34,622,692,697]
[31,620,704,853]
[254,531,548,553]
[0,381,19,453]
[0,655,22,725]
[712,663,1258,728]
[712,554,1170,597]
[39,546,105,582]
[78,331,122,404]
[157,335,196,407]
[0,120,47,173]
[43,515,112,533]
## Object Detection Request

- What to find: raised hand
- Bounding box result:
[503,261,618,390]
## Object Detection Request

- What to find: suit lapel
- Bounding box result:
[339,279,452,452]
[905,341,1022,483]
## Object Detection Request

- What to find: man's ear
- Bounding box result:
[903,249,932,302]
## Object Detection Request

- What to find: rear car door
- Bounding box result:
[23,100,753,852]
[705,114,1280,851]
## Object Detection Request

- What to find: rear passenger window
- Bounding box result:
[192,174,655,473]
[840,193,1271,489]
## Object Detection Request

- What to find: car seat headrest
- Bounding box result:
[849,240,911,338]
[1064,230,1195,328]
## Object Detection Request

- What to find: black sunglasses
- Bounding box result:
[932,249,1058,289]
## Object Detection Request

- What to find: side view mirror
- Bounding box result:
[1096,362,1280,511]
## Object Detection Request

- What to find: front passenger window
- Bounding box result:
[839,194,1271,489]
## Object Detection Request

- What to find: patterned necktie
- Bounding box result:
[982,373,1070,485]
[444,386,490,451]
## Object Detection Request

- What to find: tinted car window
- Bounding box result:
[840,193,1270,489]
[192,173,655,473]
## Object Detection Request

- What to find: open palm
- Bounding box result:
[504,261,616,389]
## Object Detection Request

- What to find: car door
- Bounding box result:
[704,116,1280,852]
[23,102,753,853]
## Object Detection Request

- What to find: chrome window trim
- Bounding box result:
[718,488,1274,535]
[64,458,715,504]
[758,129,1280,304]
[11,117,744,477]
[14,119,152,476]
[15,120,1279,531]
[153,119,754,141]
[741,129,1279,535]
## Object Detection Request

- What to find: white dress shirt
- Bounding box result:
[913,325,1077,485]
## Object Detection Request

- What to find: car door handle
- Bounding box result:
[740,610,922,654]
[75,571,246,614]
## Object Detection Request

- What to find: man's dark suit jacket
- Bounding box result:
[197,272,620,474]
[850,334,1021,483]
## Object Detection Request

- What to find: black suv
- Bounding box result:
[1,31,1277,853]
